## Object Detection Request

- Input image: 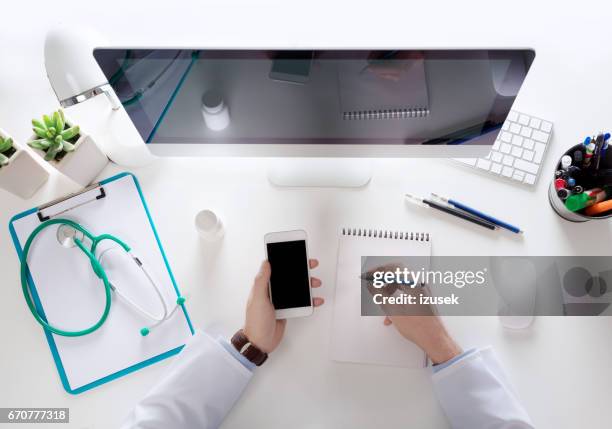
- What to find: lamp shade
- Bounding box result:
[44,28,110,104]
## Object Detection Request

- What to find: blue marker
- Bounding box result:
[431,194,523,234]
[584,136,592,146]
[602,132,611,157]
[567,177,576,187]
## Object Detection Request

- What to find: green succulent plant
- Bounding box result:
[29,109,80,161]
[0,135,14,167]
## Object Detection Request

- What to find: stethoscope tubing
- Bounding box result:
[20,218,119,337]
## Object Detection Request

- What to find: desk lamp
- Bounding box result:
[44,28,154,167]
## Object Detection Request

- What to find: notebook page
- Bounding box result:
[337,58,429,116]
[331,232,431,367]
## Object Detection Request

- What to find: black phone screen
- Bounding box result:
[267,240,311,309]
[270,51,313,78]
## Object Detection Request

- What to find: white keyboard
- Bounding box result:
[454,111,553,186]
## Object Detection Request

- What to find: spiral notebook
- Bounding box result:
[331,227,432,368]
[338,58,430,120]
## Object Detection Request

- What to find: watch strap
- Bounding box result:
[231,329,268,366]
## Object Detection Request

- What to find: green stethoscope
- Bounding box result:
[20,218,185,338]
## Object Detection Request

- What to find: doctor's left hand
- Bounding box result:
[243,260,324,353]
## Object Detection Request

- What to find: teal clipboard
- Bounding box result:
[8,172,194,395]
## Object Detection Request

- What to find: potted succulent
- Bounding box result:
[0,129,49,199]
[28,109,108,187]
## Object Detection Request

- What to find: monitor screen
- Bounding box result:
[93,49,534,147]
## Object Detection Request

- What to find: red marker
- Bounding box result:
[554,178,567,190]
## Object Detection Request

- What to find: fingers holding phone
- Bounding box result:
[265,230,322,319]
[243,231,323,354]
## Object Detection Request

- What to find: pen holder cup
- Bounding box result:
[548,143,612,222]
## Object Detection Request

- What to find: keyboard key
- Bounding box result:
[523,149,534,161]
[520,127,532,138]
[541,121,553,132]
[518,114,530,125]
[502,122,510,131]
[501,143,512,154]
[534,142,546,163]
[530,118,541,129]
[532,130,549,143]
[491,163,502,174]
[508,111,518,122]
[492,140,501,150]
[491,152,503,162]
[456,158,477,166]
[512,135,524,146]
[523,139,535,150]
[501,132,512,143]
[510,123,522,134]
[524,174,536,185]
[502,166,514,177]
[503,155,514,166]
[511,146,523,157]
[514,158,539,174]
[477,159,491,170]
[513,171,525,181]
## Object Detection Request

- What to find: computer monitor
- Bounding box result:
[93,49,535,186]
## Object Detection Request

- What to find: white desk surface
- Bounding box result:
[2,1,612,428]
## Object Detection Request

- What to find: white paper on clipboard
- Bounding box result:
[11,173,193,392]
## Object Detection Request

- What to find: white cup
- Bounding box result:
[195,209,224,241]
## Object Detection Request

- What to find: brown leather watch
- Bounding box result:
[231,329,268,366]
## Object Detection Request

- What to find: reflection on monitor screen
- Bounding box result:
[93,49,534,148]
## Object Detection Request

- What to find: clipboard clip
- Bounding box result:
[37,183,106,222]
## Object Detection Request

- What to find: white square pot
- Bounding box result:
[31,131,108,188]
[0,130,49,199]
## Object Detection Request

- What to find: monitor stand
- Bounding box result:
[267,158,372,188]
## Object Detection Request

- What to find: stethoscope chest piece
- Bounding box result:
[56,224,85,248]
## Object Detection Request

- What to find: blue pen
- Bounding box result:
[431,193,523,234]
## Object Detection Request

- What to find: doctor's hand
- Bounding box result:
[365,264,462,365]
[243,260,324,353]
[383,315,462,364]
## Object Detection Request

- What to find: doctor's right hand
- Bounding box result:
[365,264,462,365]
[243,260,324,354]
[383,315,463,364]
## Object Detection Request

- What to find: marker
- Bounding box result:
[554,178,567,190]
[405,194,497,231]
[561,155,572,169]
[567,177,576,187]
[430,193,523,234]
[573,185,584,194]
[573,150,583,165]
[557,188,570,200]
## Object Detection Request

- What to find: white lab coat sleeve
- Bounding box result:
[431,347,534,429]
[121,331,253,429]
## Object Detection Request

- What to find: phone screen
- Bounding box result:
[269,51,313,83]
[267,240,311,309]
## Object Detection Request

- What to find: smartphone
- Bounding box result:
[268,51,313,84]
[264,230,313,318]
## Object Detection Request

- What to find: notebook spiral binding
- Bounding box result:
[343,108,429,121]
[342,227,430,242]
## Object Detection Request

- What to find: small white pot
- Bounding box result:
[0,129,49,199]
[30,121,108,188]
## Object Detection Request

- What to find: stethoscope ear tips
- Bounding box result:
[176,296,186,305]
[140,327,150,337]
